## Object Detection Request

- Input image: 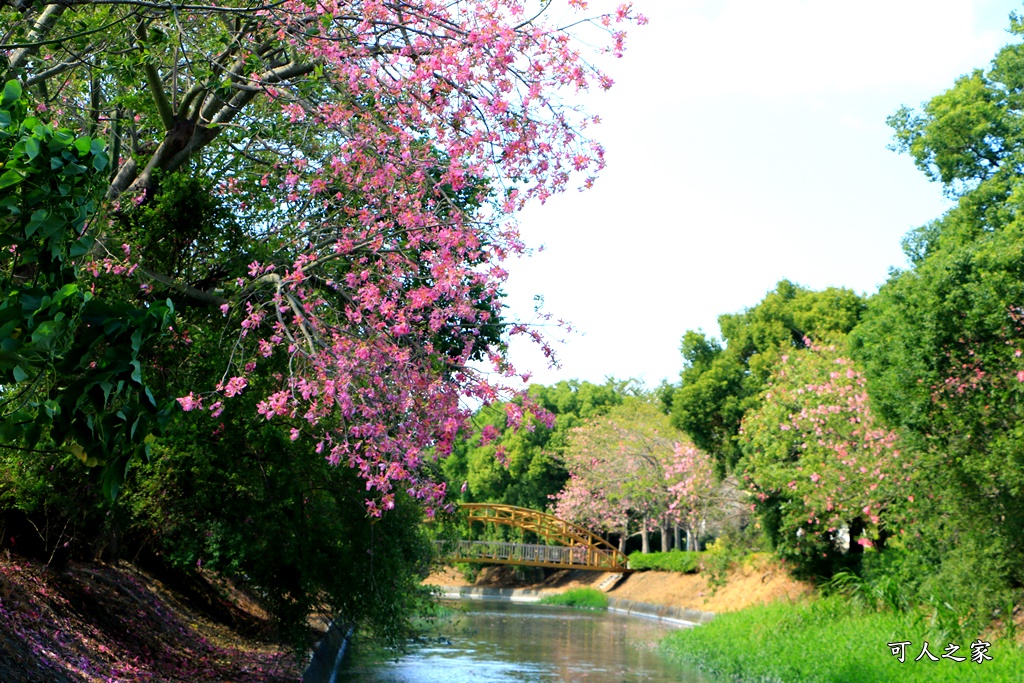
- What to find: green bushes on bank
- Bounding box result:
[628,550,700,573]
[661,596,1024,683]
[538,588,608,610]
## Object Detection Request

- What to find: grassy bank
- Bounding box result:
[661,596,1024,683]
[538,587,608,610]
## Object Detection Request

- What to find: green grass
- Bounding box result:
[661,596,1024,682]
[627,550,701,573]
[537,587,608,610]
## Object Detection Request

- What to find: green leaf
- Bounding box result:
[12,364,28,382]
[0,80,22,108]
[0,168,25,189]
[25,137,40,160]
[130,359,142,384]
[52,283,78,304]
[70,234,95,257]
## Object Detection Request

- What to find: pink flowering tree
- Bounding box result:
[664,440,720,552]
[552,398,715,553]
[0,1,645,510]
[738,341,912,576]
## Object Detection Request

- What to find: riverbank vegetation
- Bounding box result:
[628,550,700,573]
[537,587,609,610]
[661,595,1024,683]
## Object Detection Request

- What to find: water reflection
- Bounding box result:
[343,600,714,682]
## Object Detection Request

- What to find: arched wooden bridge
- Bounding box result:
[440,503,630,571]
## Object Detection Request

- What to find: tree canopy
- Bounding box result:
[0,0,646,643]
[670,280,865,475]
[441,379,634,514]
[851,18,1024,603]
[0,0,645,509]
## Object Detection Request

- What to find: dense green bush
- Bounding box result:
[628,550,700,573]
[123,378,436,648]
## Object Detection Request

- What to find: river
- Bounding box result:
[341,600,716,682]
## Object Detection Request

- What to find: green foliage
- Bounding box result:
[118,171,249,287]
[442,379,634,525]
[699,537,741,591]
[661,596,1024,683]
[124,384,434,647]
[854,25,1024,607]
[537,587,608,610]
[737,341,905,578]
[627,550,700,573]
[671,280,866,474]
[0,80,176,500]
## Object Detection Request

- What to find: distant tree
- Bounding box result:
[553,397,716,553]
[738,341,908,577]
[441,379,636,516]
[671,281,866,475]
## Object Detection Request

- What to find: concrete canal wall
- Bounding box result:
[302,620,354,683]
[434,585,715,627]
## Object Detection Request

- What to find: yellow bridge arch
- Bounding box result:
[443,503,630,572]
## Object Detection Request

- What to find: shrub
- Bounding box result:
[628,550,700,573]
[538,587,608,610]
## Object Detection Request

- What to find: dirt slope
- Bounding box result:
[0,554,304,682]
[424,556,812,614]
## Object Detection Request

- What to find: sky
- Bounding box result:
[500,0,1024,390]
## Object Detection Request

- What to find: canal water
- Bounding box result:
[342,600,716,682]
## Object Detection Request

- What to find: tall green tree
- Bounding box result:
[853,17,1024,604]
[671,280,866,475]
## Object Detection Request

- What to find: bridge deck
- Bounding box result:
[440,540,629,571]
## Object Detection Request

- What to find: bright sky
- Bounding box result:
[502,0,1023,390]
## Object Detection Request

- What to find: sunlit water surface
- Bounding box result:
[342,600,716,682]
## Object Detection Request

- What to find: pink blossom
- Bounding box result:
[222,376,247,397]
[177,393,202,411]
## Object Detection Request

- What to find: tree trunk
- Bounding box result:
[686,527,697,552]
[660,516,671,552]
[641,514,650,554]
[674,524,682,551]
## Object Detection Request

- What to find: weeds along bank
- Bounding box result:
[660,596,1024,683]
[649,543,1024,682]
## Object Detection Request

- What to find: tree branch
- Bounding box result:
[141,269,228,306]
[137,21,175,131]
[5,4,66,73]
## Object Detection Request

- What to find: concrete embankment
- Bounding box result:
[302,621,354,683]
[434,585,714,627]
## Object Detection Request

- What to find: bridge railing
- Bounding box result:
[437,540,622,570]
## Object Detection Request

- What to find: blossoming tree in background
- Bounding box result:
[552,398,718,553]
[738,341,911,575]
